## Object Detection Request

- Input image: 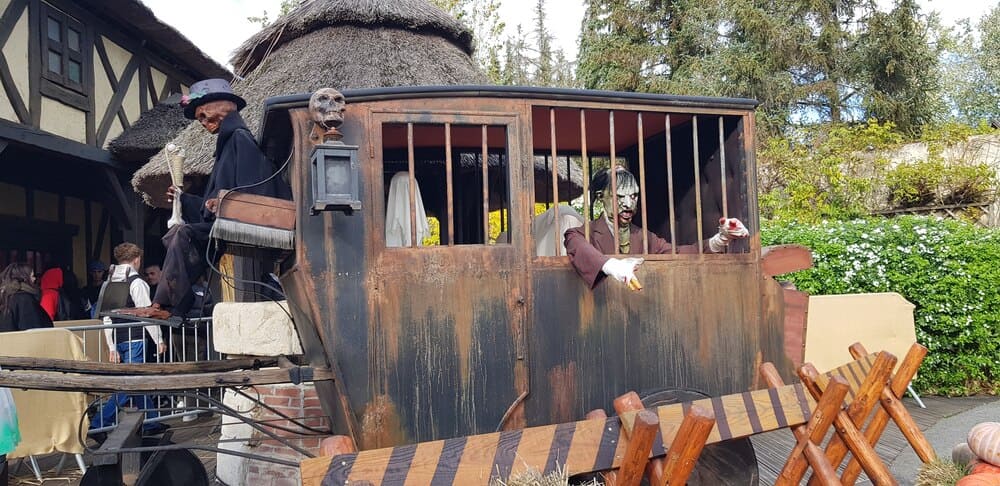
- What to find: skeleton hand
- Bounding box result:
[602,257,644,286]
[709,218,749,253]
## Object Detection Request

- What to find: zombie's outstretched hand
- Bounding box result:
[708,218,749,253]
[602,257,644,288]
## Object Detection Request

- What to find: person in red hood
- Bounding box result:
[38,267,87,321]
[38,267,63,320]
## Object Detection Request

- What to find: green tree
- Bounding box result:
[431,0,507,84]
[854,0,942,135]
[937,6,1000,125]
[247,0,299,27]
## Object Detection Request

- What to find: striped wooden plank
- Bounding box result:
[302,354,879,486]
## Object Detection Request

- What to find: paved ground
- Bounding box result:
[890,396,1000,485]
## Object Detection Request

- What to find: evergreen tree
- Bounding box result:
[855,0,942,134]
[431,0,506,83]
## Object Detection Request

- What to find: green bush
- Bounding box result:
[762,216,1000,395]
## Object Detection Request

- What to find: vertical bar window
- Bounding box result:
[381,122,510,247]
[528,107,751,257]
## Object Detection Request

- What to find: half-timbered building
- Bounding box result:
[0,0,227,278]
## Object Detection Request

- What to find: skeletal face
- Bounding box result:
[310,88,346,130]
[600,170,640,229]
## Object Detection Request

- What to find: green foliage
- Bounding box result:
[246,0,298,27]
[430,0,507,84]
[854,0,942,135]
[884,121,999,209]
[762,216,1000,395]
[758,120,901,222]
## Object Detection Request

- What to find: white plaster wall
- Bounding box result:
[39,97,86,143]
[151,67,167,100]
[0,2,28,123]
[121,67,140,126]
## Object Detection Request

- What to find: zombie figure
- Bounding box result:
[564,167,749,288]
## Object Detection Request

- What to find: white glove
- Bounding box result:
[601,257,644,284]
[708,218,749,253]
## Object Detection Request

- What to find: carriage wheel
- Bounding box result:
[80,437,209,486]
[640,388,759,486]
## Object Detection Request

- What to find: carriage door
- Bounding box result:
[369,111,529,443]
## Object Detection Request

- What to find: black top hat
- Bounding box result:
[181,78,247,119]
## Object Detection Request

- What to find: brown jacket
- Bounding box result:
[564,220,707,288]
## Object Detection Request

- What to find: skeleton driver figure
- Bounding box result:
[564,166,749,289]
[309,88,346,131]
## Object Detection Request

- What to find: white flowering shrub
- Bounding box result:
[763,216,1000,395]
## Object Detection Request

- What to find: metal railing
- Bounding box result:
[63,317,222,433]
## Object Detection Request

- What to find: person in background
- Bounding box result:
[143,264,161,297]
[0,263,53,332]
[84,261,107,318]
[91,243,167,434]
[38,266,88,321]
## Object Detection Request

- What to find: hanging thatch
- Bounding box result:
[107,100,189,163]
[132,0,486,207]
[131,0,585,208]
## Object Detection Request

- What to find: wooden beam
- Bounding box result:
[0,118,126,169]
[26,0,39,128]
[93,37,131,134]
[92,207,109,261]
[96,54,139,146]
[0,366,334,392]
[0,356,280,375]
[0,54,29,124]
[762,244,813,278]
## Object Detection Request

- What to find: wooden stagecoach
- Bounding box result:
[264,85,795,483]
[0,86,938,485]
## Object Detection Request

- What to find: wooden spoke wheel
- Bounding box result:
[80,437,208,486]
[640,388,759,486]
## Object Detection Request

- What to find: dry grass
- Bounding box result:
[915,459,969,486]
[489,464,601,486]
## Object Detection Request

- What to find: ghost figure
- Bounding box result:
[309,88,346,131]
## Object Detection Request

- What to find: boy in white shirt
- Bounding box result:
[90,243,168,433]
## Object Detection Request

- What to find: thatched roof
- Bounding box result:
[107,101,190,163]
[81,0,228,81]
[230,0,475,77]
[132,0,486,207]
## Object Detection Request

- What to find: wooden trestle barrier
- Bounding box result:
[300,342,935,486]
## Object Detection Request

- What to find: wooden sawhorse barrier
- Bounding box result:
[300,344,934,485]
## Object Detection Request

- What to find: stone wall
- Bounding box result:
[217,383,327,486]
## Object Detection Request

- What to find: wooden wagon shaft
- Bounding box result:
[0,366,333,392]
[0,356,279,375]
[301,353,880,486]
[841,342,935,485]
[805,351,898,486]
[799,359,898,485]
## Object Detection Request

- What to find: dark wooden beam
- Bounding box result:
[0,0,29,124]
[0,366,334,392]
[100,167,134,231]
[27,0,40,128]
[24,187,33,219]
[93,37,131,135]
[96,54,139,146]
[57,194,66,223]
[0,356,280,374]
[145,65,158,104]
[92,207,109,261]
[0,118,127,170]
[84,199,93,260]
